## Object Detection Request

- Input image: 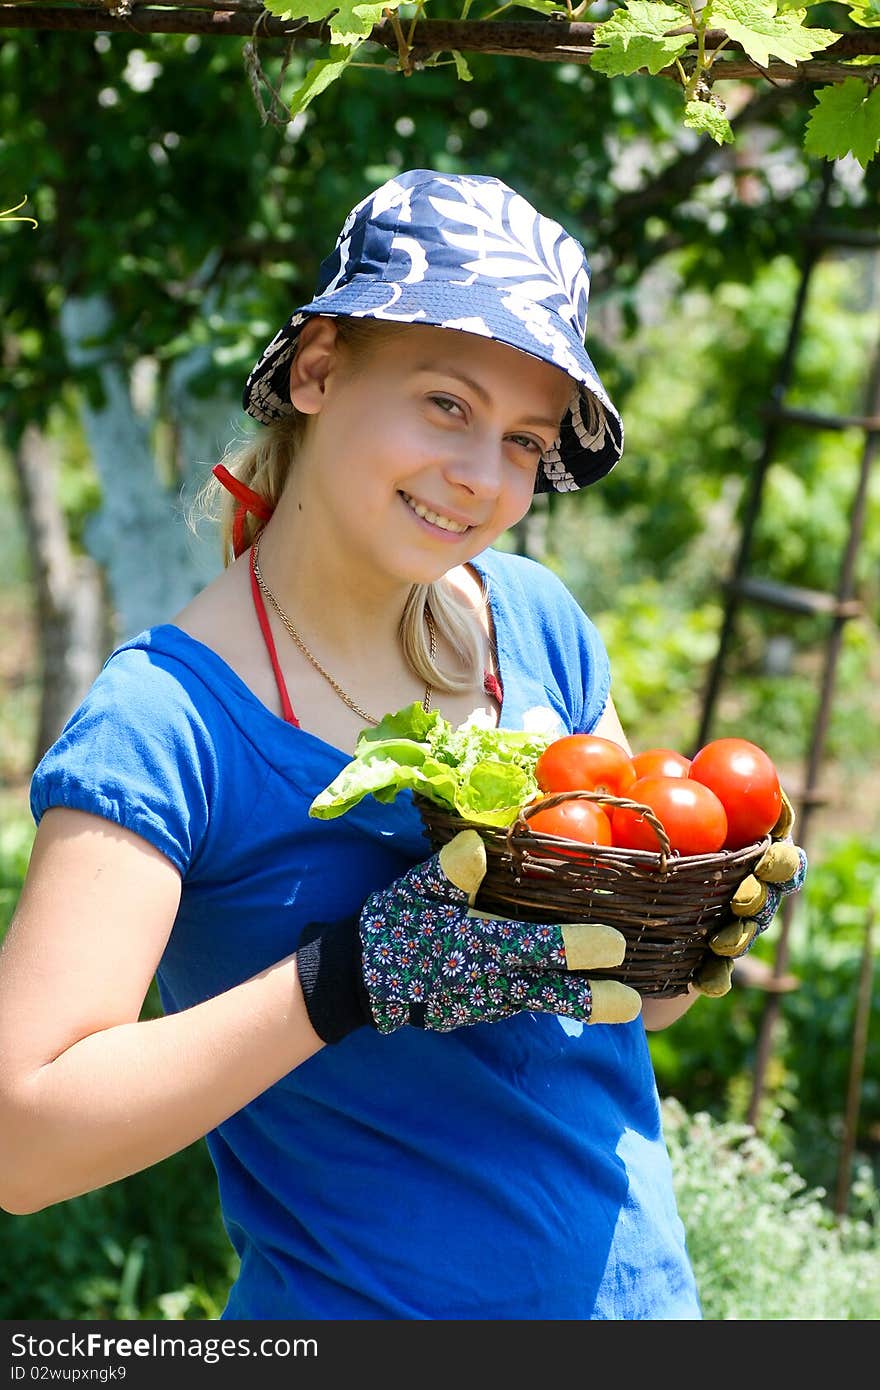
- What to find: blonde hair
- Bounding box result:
[196,318,485,696]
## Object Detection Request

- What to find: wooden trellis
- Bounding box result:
[2,3,879,86]
[692,162,879,1153]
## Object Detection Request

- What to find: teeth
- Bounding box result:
[402,493,469,534]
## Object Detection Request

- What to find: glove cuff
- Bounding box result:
[296,918,373,1044]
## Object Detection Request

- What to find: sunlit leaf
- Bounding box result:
[847,0,880,23]
[286,45,357,116]
[328,0,391,43]
[684,98,735,144]
[708,0,840,68]
[592,2,694,77]
[263,0,338,20]
[803,78,880,166]
[263,0,396,42]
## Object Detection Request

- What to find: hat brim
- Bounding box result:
[242,279,623,492]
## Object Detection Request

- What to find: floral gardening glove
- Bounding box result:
[693,790,808,998]
[296,829,642,1043]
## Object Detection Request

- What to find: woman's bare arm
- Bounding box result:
[0,807,324,1214]
[590,696,634,756]
[639,985,701,1030]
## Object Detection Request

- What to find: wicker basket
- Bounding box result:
[416,789,770,999]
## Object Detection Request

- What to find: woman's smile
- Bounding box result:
[283,322,573,590]
[398,490,473,537]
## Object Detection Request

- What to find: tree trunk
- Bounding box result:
[12,424,110,762]
[60,295,223,640]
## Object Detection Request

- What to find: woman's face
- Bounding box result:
[286,320,573,589]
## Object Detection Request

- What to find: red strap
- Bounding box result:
[215,463,501,712]
[249,548,299,727]
[213,464,275,559]
[483,671,503,704]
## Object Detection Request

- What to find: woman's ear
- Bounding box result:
[289,317,340,414]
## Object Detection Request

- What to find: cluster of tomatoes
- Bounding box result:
[529,735,783,857]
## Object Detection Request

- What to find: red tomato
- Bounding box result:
[688,738,782,850]
[610,775,728,856]
[527,798,614,849]
[630,747,692,781]
[535,735,637,797]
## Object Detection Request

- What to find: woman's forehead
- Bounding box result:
[361,322,573,414]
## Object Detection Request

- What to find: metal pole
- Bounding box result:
[747,330,880,1129]
[834,906,875,1219]
[694,166,834,753]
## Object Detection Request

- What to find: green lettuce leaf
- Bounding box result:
[309,701,551,826]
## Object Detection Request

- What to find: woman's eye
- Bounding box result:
[508,434,544,455]
[427,397,543,455]
[429,394,463,417]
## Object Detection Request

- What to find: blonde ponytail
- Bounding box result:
[193,413,307,568]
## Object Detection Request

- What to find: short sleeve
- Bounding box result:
[548,579,611,734]
[472,548,612,736]
[30,646,217,876]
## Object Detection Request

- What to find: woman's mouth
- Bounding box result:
[399,492,472,535]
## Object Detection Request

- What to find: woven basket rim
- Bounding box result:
[414,789,769,877]
[414,793,770,998]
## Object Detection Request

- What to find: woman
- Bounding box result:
[0,169,804,1319]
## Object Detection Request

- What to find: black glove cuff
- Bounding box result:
[296,917,373,1045]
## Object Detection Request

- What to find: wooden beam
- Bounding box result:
[1,6,878,87]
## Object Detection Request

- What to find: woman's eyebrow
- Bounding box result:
[414,362,563,431]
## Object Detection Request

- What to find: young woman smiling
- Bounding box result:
[0,168,805,1320]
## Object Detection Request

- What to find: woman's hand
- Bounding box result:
[692,791,808,999]
[296,829,643,1042]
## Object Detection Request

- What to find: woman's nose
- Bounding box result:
[442,438,504,498]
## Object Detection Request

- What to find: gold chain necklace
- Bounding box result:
[251,533,435,726]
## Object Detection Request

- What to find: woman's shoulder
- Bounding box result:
[102,624,231,700]
[471,546,581,616]
[471,547,610,727]
[60,623,261,757]
[472,545,558,582]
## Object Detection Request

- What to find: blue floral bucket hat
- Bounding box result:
[242,168,623,493]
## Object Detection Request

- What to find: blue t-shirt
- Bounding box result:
[31,547,701,1320]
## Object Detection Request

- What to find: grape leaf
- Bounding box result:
[263,0,395,43]
[803,78,880,167]
[326,0,391,43]
[287,45,356,115]
[592,2,694,76]
[848,1,880,22]
[451,50,473,81]
[684,99,735,143]
[707,0,840,68]
[263,0,337,20]
[508,0,563,11]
